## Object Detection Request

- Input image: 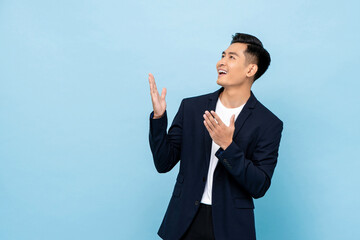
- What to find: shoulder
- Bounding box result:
[179,91,214,107]
[253,97,283,128]
[183,91,213,102]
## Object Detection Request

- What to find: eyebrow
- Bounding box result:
[222,51,240,57]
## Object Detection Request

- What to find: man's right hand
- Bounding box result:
[148,73,167,119]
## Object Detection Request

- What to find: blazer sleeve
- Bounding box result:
[149,99,184,173]
[215,120,284,199]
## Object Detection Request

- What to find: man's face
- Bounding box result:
[216,43,254,87]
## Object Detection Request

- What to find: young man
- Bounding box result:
[148,33,283,240]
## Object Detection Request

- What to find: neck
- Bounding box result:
[219,85,251,108]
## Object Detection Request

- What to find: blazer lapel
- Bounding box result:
[233,91,257,138]
[203,87,258,163]
[203,88,221,165]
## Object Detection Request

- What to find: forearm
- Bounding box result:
[149,110,182,173]
[215,141,271,199]
[215,121,283,199]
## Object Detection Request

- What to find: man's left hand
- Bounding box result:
[203,110,235,150]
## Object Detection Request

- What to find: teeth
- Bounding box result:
[219,70,227,74]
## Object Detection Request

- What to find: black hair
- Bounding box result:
[230,33,271,81]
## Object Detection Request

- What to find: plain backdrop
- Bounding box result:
[1,0,359,239]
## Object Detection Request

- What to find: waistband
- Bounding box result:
[200,203,212,208]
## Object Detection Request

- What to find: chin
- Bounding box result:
[216,78,226,87]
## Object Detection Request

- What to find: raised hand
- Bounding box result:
[148,73,167,119]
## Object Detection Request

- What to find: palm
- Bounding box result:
[148,73,167,118]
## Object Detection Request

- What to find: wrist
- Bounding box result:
[221,140,232,150]
[153,112,164,119]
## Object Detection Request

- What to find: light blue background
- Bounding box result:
[1,0,359,239]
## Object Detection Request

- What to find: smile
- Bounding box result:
[218,69,227,77]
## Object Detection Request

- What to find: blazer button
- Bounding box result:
[195,200,199,206]
[202,177,206,182]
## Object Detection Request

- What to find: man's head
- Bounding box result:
[216,33,271,88]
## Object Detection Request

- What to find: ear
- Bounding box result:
[246,64,258,78]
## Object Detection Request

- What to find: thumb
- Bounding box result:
[161,88,167,100]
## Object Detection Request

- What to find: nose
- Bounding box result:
[217,58,226,68]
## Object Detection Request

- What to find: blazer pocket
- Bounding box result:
[233,197,255,209]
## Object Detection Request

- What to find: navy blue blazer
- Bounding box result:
[149,87,283,240]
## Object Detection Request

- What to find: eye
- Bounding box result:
[230,55,235,59]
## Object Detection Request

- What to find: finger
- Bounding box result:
[205,111,219,128]
[149,74,160,98]
[148,73,158,93]
[203,113,213,131]
[210,110,223,126]
[149,73,155,93]
[149,81,157,99]
[148,73,153,91]
[204,112,216,130]
[230,114,235,127]
[203,119,213,134]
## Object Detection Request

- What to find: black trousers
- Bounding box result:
[180,203,216,240]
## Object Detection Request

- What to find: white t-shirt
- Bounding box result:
[200,97,245,205]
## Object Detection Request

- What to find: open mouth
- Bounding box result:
[218,70,227,77]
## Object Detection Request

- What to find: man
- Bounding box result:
[148,33,283,240]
